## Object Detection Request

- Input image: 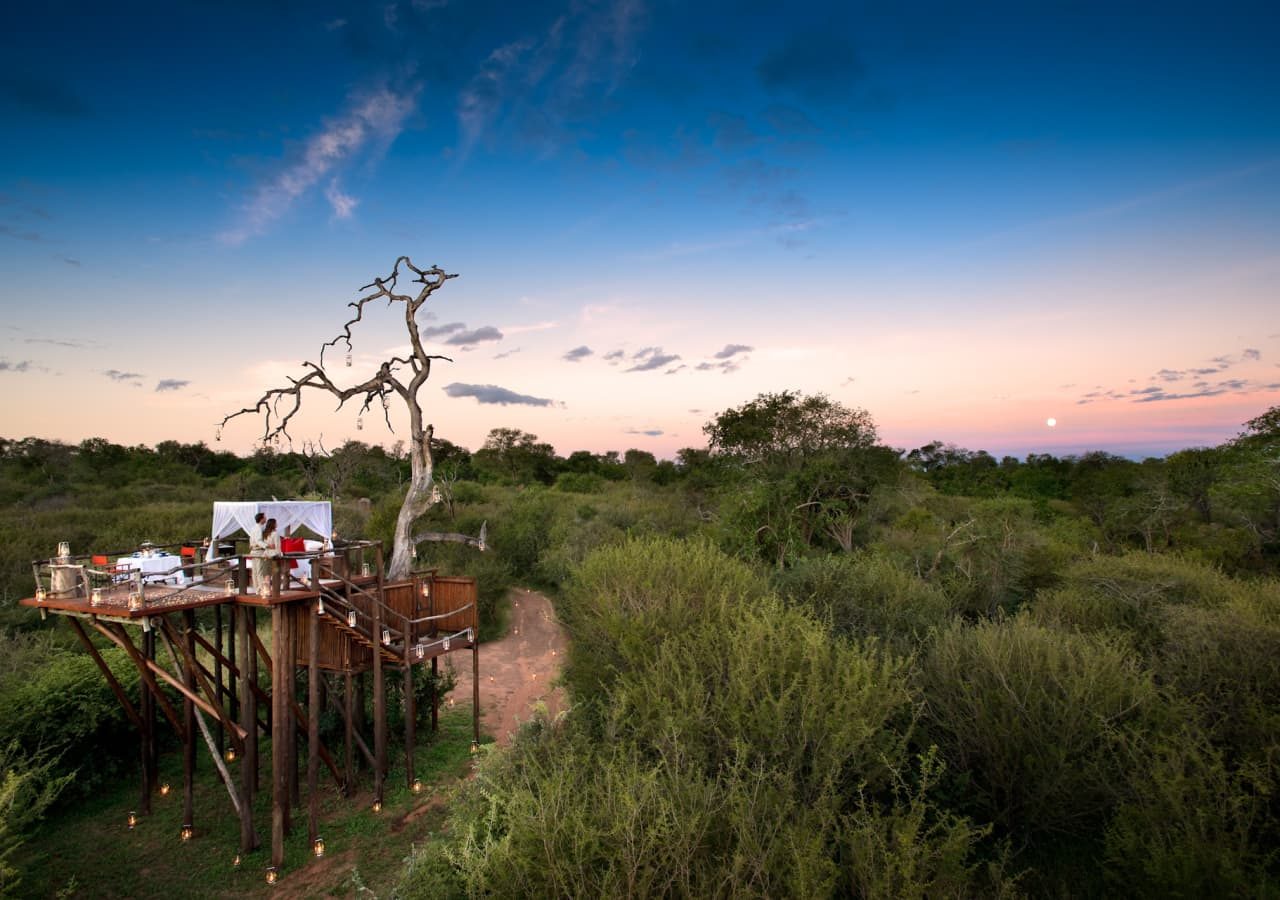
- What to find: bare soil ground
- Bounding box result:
[444,587,569,746]
[273,588,567,898]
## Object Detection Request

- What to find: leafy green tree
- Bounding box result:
[471,428,559,485]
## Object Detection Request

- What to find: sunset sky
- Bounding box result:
[2,1,1278,460]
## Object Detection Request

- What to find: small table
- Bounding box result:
[116,554,188,585]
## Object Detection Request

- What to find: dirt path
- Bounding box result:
[445,587,568,746]
[272,589,567,898]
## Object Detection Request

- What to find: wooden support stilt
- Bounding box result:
[271,605,287,868]
[373,589,386,805]
[228,604,238,726]
[182,610,197,836]
[159,616,247,748]
[288,607,300,815]
[473,625,481,749]
[66,617,150,815]
[214,603,225,761]
[248,609,260,796]
[404,654,416,789]
[343,671,355,797]
[308,600,320,846]
[144,629,158,800]
[94,620,186,742]
[237,597,258,853]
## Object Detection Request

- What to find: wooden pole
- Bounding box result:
[247,608,260,796]
[144,628,158,803]
[214,603,225,761]
[287,607,300,814]
[227,604,238,725]
[343,671,355,797]
[182,610,197,836]
[472,619,481,750]
[237,598,258,853]
[270,604,287,868]
[403,653,415,790]
[308,600,320,846]
[372,582,385,806]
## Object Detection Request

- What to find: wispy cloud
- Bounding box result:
[562,345,593,362]
[493,347,522,360]
[455,0,646,160]
[444,326,503,346]
[324,179,359,219]
[443,382,556,406]
[220,83,419,244]
[422,322,466,338]
[625,427,664,436]
[713,343,752,359]
[104,369,144,386]
[27,337,90,349]
[0,223,47,242]
[0,359,32,372]
[156,379,190,392]
[627,346,679,372]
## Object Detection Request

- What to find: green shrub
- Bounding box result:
[1155,594,1280,760]
[1105,729,1278,897]
[1030,551,1236,649]
[839,749,1021,899]
[919,615,1166,839]
[603,596,914,799]
[0,743,71,897]
[0,643,140,802]
[558,536,770,703]
[554,472,605,494]
[772,552,954,646]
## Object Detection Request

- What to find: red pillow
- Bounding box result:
[281,537,305,568]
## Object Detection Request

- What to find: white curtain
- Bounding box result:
[208,501,333,559]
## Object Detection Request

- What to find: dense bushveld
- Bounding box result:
[1,396,1278,896]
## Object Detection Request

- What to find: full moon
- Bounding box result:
[1046,417,1057,428]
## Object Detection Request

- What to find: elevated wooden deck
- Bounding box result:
[21,539,482,881]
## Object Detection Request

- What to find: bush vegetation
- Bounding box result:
[5,399,1280,894]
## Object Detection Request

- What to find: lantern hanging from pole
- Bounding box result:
[57,541,70,559]
[347,610,357,628]
[345,352,352,367]
[313,837,325,858]
[382,628,391,646]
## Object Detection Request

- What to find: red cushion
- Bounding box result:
[281,538,305,568]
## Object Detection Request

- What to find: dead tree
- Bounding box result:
[220,257,483,579]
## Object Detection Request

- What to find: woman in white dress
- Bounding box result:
[252,517,283,594]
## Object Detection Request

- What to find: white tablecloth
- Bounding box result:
[116,555,188,585]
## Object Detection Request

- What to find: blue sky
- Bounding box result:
[2,0,1278,458]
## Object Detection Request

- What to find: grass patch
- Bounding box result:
[16,709,488,898]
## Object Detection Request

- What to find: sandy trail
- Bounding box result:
[444,587,568,746]
[272,589,567,898]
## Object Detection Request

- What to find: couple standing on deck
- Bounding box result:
[249,512,283,593]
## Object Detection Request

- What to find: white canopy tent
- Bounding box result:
[208,501,333,556]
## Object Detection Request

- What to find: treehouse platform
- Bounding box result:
[20,539,481,882]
